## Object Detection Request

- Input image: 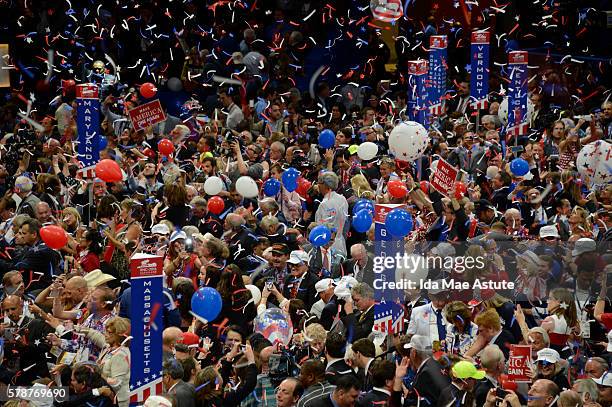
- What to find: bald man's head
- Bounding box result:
[35,202,52,223]
[64,276,88,303]
[163,327,183,351]
[2,295,23,323]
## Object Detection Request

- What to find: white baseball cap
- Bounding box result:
[170,231,187,242]
[287,250,310,265]
[403,335,432,352]
[539,225,560,239]
[315,278,335,294]
[536,348,560,364]
[151,223,170,235]
[607,330,612,352]
[593,371,612,387]
[572,238,597,257]
[144,396,173,407]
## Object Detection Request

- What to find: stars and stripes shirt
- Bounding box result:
[60,312,115,362]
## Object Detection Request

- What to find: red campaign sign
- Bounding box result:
[408,60,428,75]
[130,253,163,278]
[374,203,406,224]
[507,345,532,382]
[76,84,99,99]
[430,159,459,196]
[509,51,528,65]
[471,31,490,44]
[430,35,448,49]
[128,99,167,131]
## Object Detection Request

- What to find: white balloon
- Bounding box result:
[388,121,429,162]
[204,176,224,196]
[167,77,183,92]
[576,141,612,186]
[235,176,259,198]
[497,97,534,127]
[394,254,429,285]
[246,284,261,305]
[357,142,378,161]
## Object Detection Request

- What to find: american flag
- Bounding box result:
[77,165,96,179]
[373,301,405,334]
[130,375,163,405]
[429,102,444,116]
[470,98,488,110]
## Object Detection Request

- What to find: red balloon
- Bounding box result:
[95,159,123,183]
[387,180,408,198]
[454,181,468,199]
[158,139,175,156]
[207,196,225,215]
[140,82,157,99]
[40,225,68,249]
[419,181,429,194]
[296,177,312,198]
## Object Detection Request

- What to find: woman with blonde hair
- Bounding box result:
[569,206,593,238]
[60,207,81,235]
[350,174,375,201]
[76,317,131,407]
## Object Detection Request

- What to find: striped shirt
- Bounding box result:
[297,382,335,407]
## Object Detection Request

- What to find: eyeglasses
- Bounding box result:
[537,361,553,367]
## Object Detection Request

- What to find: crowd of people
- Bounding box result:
[0,0,612,406]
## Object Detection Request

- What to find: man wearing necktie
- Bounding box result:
[407,282,450,347]
[341,283,376,343]
[282,250,318,309]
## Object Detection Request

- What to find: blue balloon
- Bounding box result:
[352,199,375,215]
[352,209,373,233]
[99,136,108,150]
[282,167,300,192]
[191,287,222,322]
[385,208,413,237]
[318,129,335,149]
[263,178,281,197]
[510,158,529,176]
[309,225,332,247]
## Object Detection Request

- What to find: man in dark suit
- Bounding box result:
[162,359,196,407]
[351,338,376,392]
[446,79,472,115]
[324,332,356,385]
[405,335,451,407]
[357,360,395,407]
[474,345,506,406]
[335,244,374,286]
[341,282,375,343]
[283,250,318,310]
[310,242,344,279]
[306,374,361,407]
[0,218,61,293]
[0,295,54,385]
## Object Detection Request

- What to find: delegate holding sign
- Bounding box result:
[128,99,167,131]
[430,159,459,197]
